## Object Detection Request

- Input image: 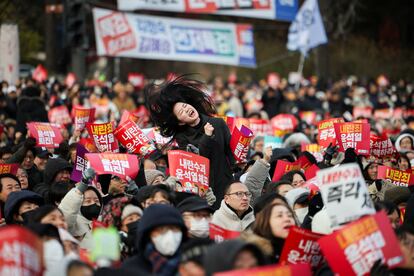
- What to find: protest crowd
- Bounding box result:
[1,72,414,276]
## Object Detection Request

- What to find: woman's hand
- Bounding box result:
[204,122,214,136]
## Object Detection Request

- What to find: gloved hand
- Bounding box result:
[204,188,216,206]
[323,143,338,164]
[77,168,96,193]
[126,176,139,195]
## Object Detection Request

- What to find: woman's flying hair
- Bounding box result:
[144,75,216,137]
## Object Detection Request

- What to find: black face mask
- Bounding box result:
[21,209,37,225]
[80,204,101,221]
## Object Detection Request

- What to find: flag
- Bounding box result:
[287,0,327,55]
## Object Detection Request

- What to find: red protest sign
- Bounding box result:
[215,263,312,276]
[65,72,77,88]
[0,226,44,276]
[370,135,394,158]
[168,150,210,195]
[0,163,19,175]
[119,110,140,125]
[296,155,313,171]
[334,122,370,155]
[71,144,90,183]
[374,109,393,120]
[79,138,98,153]
[73,106,95,131]
[209,223,240,242]
[301,144,321,153]
[248,118,272,136]
[48,105,72,125]
[230,125,254,162]
[145,128,174,146]
[85,153,139,180]
[114,119,155,156]
[280,227,324,269]
[304,164,320,180]
[318,211,404,276]
[299,111,317,125]
[317,118,344,149]
[86,122,119,153]
[271,114,298,137]
[377,165,414,187]
[353,107,373,119]
[127,73,145,89]
[32,64,47,83]
[272,160,301,182]
[27,122,63,148]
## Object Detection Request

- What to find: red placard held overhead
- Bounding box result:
[370,135,395,158]
[114,119,155,156]
[377,165,414,187]
[318,212,404,276]
[86,153,139,180]
[272,160,301,182]
[0,163,19,175]
[27,122,63,148]
[230,125,254,162]
[317,118,344,149]
[334,122,370,155]
[271,114,298,137]
[0,226,44,276]
[86,122,119,153]
[48,105,72,125]
[280,226,324,269]
[168,150,210,195]
[73,106,95,131]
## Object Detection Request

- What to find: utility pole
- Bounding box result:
[63,0,88,82]
[45,0,63,74]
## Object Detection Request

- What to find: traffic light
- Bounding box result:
[64,0,87,48]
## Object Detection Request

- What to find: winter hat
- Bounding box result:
[43,157,73,185]
[384,186,411,206]
[282,133,311,149]
[311,208,332,235]
[176,196,213,214]
[4,190,44,224]
[121,204,143,221]
[144,169,165,185]
[395,133,414,152]
[285,188,310,209]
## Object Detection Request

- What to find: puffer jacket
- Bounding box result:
[211,200,255,232]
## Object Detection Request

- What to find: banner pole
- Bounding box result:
[296,52,305,90]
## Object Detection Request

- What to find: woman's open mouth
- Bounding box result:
[189,110,195,117]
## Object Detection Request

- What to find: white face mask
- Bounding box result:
[43,239,65,271]
[189,218,210,238]
[151,230,182,256]
[295,207,309,225]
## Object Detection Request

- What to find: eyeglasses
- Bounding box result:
[226,191,252,199]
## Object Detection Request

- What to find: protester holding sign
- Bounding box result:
[146,76,235,209]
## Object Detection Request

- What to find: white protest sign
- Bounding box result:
[317,163,375,228]
[0,24,19,85]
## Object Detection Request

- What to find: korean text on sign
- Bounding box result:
[114,119,155,156]
[87,122,119,153]
[86,153,139,180]
[230,125,254,162]
[318,212,404,276]
[376,165,414,187]
[317,163,376,228]
[27,122,63,148]
[334,122,370,155]
[73,107,95,131]
[317,117,344,149]
[168,150,210,195]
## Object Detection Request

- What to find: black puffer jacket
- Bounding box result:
[174,114,235,210]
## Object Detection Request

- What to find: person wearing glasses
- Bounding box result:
[211,181,254,232]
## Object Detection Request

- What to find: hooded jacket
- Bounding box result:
[211,200,255,232]
[203,239,266,276]
[122,204,187,274]
[4,190,44,224]
[395,133,414,153]
[33,158,73,200]
[58,185,102,249]
[243,159,270,204]
[174,114,235,210]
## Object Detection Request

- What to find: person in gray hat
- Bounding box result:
[177,196,213,239]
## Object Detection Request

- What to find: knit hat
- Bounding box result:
[395,133,414,153]
[384,186,411,206]
[282,132,311,149]
[311,208,332,235]
[121,204,143,221]
[285,188,310,208]
[145,169,165,185]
